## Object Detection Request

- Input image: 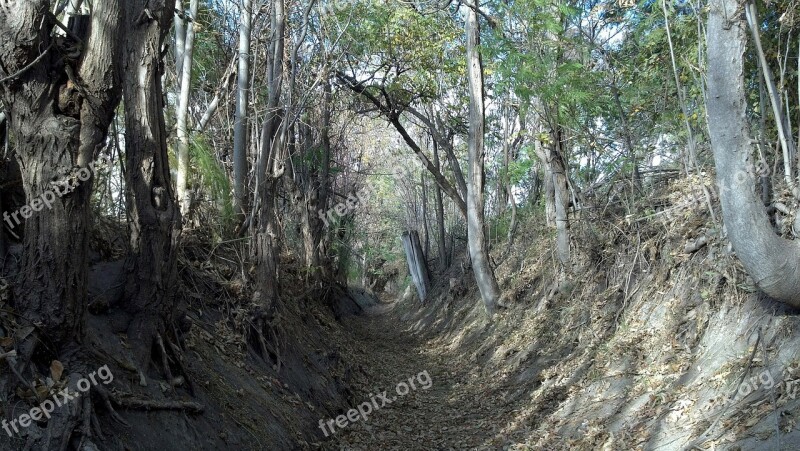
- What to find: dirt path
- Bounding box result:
[326,301,520,450]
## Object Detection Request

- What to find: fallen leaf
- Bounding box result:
[50,360,64,382]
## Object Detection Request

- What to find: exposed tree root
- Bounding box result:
[166,334,195,396]
[110,395,204,413]
[253,316,283,371]
[21,373,105,451]
[93,384,128,427]
[156,333,176,391]
[0,313,203,450]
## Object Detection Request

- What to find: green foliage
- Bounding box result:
[190,133,234,226]
[333,1,463,101]
[191,2,232,93]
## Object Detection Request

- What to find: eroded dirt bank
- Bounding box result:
[324,199,800,450]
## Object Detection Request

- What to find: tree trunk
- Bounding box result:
[121,0,182,381]
[610,83,640,189]
[707,0,800,307]
[551,128,571,266]
[310,78,334,278]
[389,114,467,217]
[744,0,796,185]
[0,0,122,348]
[233,0,252,217]
[432,139,448,270]
[432,111,469,202]
[465,6,500,315]
[0,113,7,260]
[757,58,773,205]
[533,132,556,227]
[176,0,199,216]
[401,231,430,302]
[421,172,430,259]
[174,0,186,80]
[252,0,286,316]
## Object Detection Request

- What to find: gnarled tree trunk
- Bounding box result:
[120,0,182,382]
[0,0,122,349]
[707,0,800,306]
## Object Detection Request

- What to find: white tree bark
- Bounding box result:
[174,0,186,81]
[233,0,252,217]
[176,0,199,215]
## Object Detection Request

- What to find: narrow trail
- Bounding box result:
[328,300,526,450]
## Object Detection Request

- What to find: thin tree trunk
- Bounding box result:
[551,130,570,266]
[233,0,252,217]
[434,114,469,202]
[744,0,796,185]
[432,139,448,270]
[337,73,467,217]
[465,6,500,315]
[176,0,199,216]
[507,183,518,249]
[121,0,182,382]
[758,59,772,205]
[663,0,718,223]
[611,83,640,188]
[310,78,333,276]
[175,0,186,80]
[196,57,236,131]
[533,128,556,227]
[707,0,800,307]
[501,101,520,253]
[421,172,430,259]
[388,113,467,217]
